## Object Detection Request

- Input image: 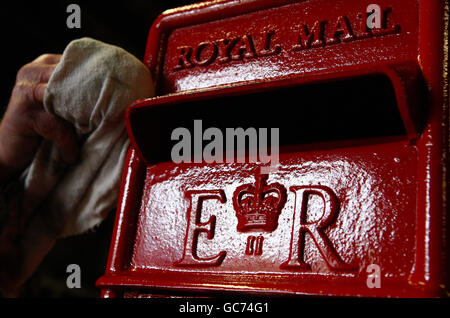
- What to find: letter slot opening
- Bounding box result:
[128,74,416,165]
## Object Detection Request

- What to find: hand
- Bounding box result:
[0,54,79,183]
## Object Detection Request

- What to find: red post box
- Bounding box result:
[96,0,449,297]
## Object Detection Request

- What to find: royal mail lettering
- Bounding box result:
[174,30,281,70]
[173,8,399,71]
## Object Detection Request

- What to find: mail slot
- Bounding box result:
[96,0,449,297]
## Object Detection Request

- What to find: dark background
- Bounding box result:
[0,0,198,298]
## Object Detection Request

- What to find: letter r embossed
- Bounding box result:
[174,190,227,267]
[281,186,353,271]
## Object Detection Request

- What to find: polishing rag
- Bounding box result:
[0,37,154,295]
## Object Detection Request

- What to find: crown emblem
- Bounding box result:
[232,172,287,232]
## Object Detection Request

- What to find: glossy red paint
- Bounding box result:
[96,0,449,297]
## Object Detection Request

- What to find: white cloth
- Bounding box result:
[0,37,154,295]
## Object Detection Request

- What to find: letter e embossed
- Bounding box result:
[175,190,227,267]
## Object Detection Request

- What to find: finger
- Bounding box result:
[30,111,79,164]
[16,64,58,84]
[32,54,62,65]
[11,82,47,105]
